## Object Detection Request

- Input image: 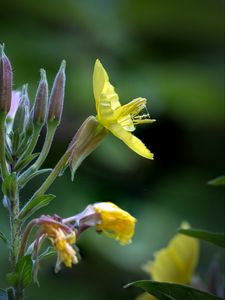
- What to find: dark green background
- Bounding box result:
[0,0,224,299]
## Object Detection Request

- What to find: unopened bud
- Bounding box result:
[69,116,107,180]
[48,60,66,125]
[33,69,48,126]
[0,44,12,113]
[13,84,30,134]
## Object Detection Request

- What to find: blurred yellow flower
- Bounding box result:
[93,59,155,159]
[137,223,199,300]
[42,223,78,272]
[94,202,136,245]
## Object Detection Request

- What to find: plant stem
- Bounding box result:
[0,112,9,178]
[9,192,23,299]
[32,143,75,199]
[18,122,57,187]
[10,193,21,268]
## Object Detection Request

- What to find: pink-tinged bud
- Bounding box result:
[12,84,30,134]
[47,60,66,125]
[33,69,48,126]
[7,90,21,120]
[0,44,12,113]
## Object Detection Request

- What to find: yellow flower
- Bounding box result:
[93,59,155,159]
[137,223,199,300]
[42,223,78,272]
[94,202,136,245]
[136,292,156,300]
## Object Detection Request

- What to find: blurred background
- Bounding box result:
[0,0,224,299]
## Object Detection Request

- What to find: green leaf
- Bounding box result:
[14,153,39,172]
[179,228,225,248]
[0,231,8,244]
[7,255,33,289]
[208,176,225,186]
[18,194,56,220]
[19,168,52,188]
[125,280,224,300]
[0,288,8,300]
[2,172,18,199]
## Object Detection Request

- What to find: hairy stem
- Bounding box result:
[9,192,23,299]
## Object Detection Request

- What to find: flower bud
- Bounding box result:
[33,69,48,126]
[7,90,21,120]
[69,116,107,180]
[0,44,12,114]
[47,60,66,125]
[13,84,30,134]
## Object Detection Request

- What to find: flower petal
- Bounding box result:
[93,59,121,115]
[143,223,199,284]
[109,123,154,159]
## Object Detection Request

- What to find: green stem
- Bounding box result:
[10,193,21,269]
[32,143,75,199]
[9,192,23,300]
[18,122,57,187]
[0,112,9,178]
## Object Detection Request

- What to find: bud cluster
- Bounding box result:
[0,44,66,173]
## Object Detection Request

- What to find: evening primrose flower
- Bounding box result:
[93,59,155,159]
[137,223,199,300]
[33,216,78,272]
[42,224,78,272]
[93,202,136,245]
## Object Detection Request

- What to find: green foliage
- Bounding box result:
[7,255,33,289]
[208,176,225,187]
[126,280,224,300]
[1,172,18,199]
[179,228,225,248]
[18,194,56,220]
[13,153,39,172]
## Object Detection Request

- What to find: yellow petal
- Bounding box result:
[94,202,136,245]
[136,293,157,300]
[109,123,154,159]
[144,224,199,284]
[93,59,121,116]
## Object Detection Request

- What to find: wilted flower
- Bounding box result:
[93,59,155,159]
[93,202,136,245]
[33,216,78,272]
[137,223,199,300]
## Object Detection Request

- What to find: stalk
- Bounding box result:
[9,192,23,299]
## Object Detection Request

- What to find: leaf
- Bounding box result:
[2,173,18,199]
[179,228,225,248]
[0,289,8,300]
[19,168,52,188]
[14,153,39,172]
[7,255,33,289]
[0,231,8,244]
[125,280,224,300]
[208,176,225,186]
[18,194,56,220]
